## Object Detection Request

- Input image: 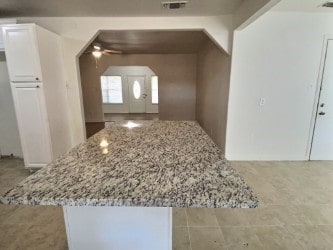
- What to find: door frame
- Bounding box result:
[307,34,333,160]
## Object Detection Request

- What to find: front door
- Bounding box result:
[128,76,146,113]
[311,39,333,160]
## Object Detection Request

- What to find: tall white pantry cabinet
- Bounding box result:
[3,24,72,169]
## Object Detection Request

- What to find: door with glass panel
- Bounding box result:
[128,76,146,113]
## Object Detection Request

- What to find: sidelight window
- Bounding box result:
[151,76,158,104]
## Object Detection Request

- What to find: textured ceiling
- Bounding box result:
[0,0,244,17]
[90,30,209,54]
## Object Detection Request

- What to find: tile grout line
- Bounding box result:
[284,225,306,250]
[185,209,193,250]
[213,209,228,249]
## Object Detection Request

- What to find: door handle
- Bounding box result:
[319,111,325,115]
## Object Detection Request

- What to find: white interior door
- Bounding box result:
[128,76,146,113]
[11,83,52,168]
[311,39,333,160]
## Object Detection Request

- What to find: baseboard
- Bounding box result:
[225,154,308,161]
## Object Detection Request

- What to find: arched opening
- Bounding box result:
[79,30,230,153]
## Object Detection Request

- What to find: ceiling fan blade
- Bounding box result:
[104,49,122,54]
[84,50,93,54]
[102,51,112,56]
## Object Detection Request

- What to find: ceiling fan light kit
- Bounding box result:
[93,43,102,50]
[92,50,102,58]
[88,42,122,57]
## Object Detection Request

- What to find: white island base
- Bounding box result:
[63,206,172,250]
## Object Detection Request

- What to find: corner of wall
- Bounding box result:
[232,0,281,31]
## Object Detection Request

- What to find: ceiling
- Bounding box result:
[272,0,333,12]
[0,0,244,17]
[85,30,209,54]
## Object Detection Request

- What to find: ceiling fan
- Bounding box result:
[85,43,122,58]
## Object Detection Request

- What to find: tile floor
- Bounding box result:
[0,158,333,249]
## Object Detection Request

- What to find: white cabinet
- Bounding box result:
[3,25,42,82]
[3,23,72,169]
[11,83,52,168]
[0,19,17,51]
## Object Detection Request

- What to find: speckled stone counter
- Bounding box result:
[0,121,258,208]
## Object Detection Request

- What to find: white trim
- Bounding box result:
[225,154,308,161]
[63,207,74,250]
[169,208,173,249]
[307,34,333,160]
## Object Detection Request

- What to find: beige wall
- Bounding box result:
[79,54,197,122]
[196,39,231,153]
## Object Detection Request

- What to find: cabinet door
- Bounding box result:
[11,83,52,168]
[3,25,42,82]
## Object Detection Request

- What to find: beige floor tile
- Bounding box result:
[256,188,298,206]
[242,205,285,226]
[0,158,24,169]
[173,208,187,227]
[172,227,191,250]
[287,225,333,250]
[0,178,17,194]
[3,205,64,226]
[0,205,19,224]
[11,223,67,250]
[270,205,310,226]
[318,225,333,246]
[299,205,333,225]
[189,227,226,250]
[238,171,276,193]
[186,208,219,227]
[1,158,333,249]
[0,169,30,179]
[290,188,332,205]
[220,226,264,250]
[214,208,249,226]
[254,226,303,250]
[0,224,25,250]
[319,206,333,225]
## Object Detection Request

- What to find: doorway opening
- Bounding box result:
[79,30,230,152]
[101,66,159,122]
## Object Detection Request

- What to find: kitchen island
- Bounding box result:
[1,121,257,249]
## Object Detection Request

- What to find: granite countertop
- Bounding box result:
[0,121,258,208]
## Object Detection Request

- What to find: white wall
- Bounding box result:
[0,55,23,157]
[15,16,233,145]
[226,12,333,160]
